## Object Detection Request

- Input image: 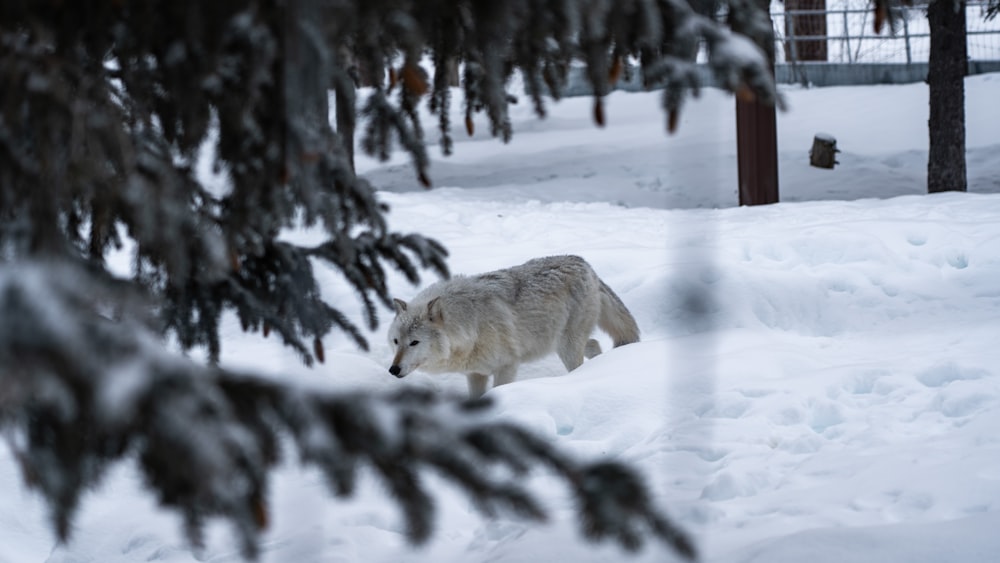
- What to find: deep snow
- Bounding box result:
[3,74,1000,563]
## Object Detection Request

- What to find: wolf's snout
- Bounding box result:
[389,365,402,377]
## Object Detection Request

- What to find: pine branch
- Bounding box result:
[1,1,452,364]
[360,90,433,186]
[0,262,696,561]
[0,3,797,560]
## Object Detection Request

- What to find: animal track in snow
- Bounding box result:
[700,470,774,501]
[915,363,988,388]
[934,390,991,419]
[695,396,752,419]
[770,407,805,426]
[842,370,889,395]
[674,444,729,462]
[808,401,845,434]
[775,434,824,454]
[947,251,970,269]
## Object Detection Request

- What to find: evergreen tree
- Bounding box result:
[1,0,783,559]
[927,0,968,193]
[875,0,999,193]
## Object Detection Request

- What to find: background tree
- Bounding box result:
[0,0,781,559]
[876,0,999,193]
[926,0,1000,193]
[927,0,968,193]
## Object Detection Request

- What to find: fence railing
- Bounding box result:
[554,1,1000,94]
[773,0,1000,64]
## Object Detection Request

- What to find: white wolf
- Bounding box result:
[387,255,640,398]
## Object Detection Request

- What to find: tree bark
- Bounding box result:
[784,0,829,62]
[336,77,356,172]
[809,134,838,169]
[927,0,967,193]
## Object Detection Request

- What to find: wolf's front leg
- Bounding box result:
[466,373,490,399]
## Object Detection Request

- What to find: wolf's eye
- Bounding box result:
[409,340,419,346]
[393,338,398,345]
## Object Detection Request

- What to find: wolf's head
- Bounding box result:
[387,296,448,378]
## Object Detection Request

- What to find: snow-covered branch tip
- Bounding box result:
[0,262,695,560]
[342,0,784,173]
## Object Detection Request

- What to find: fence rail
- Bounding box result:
[555,1,1000,94]
[773,1,1000,65]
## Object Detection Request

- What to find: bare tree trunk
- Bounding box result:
[446,57,460,87]
[927,0,967,193]
[335,70,356,172]
[784,0,829,62]
[284,0,334,177]
[331,44,357,172]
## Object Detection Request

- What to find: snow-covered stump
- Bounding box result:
[810,133,839,169]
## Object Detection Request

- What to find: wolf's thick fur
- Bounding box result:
[387,255,639,398]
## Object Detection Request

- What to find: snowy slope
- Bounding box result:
[3,75,1000,563]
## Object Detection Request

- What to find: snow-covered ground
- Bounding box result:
[3,74,1000,563]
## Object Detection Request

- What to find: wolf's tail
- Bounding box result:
[597,279,640,347]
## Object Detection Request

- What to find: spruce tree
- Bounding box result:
[1,0,787,559]
[927,0,968,193]
[874,0,998,194]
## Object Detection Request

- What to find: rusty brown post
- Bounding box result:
[736,1,779,206]
[736,88,779,206]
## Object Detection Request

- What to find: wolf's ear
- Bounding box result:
[426,297,443,323]
[393,298,407,315]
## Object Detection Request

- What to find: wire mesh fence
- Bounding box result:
[773,0,1000,64]
[556,1,1000,94]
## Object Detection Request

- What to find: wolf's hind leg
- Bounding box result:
[584,339,602,359]
[557,334,588,372]
[466,373,490,399]
[493,364,519,387]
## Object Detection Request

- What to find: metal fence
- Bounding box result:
[771,0,1000,85]
[554,1,1000,95]
[774,0,1000,64]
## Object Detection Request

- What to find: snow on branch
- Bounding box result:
[348,0,782,158]
[0,262,695,561]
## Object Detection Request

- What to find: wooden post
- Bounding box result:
[736,95,779,205]
[736,0,779,206]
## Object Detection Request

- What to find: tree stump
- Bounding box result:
[810,133,839,169]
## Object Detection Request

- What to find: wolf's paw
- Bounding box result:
[584,339,602,359]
